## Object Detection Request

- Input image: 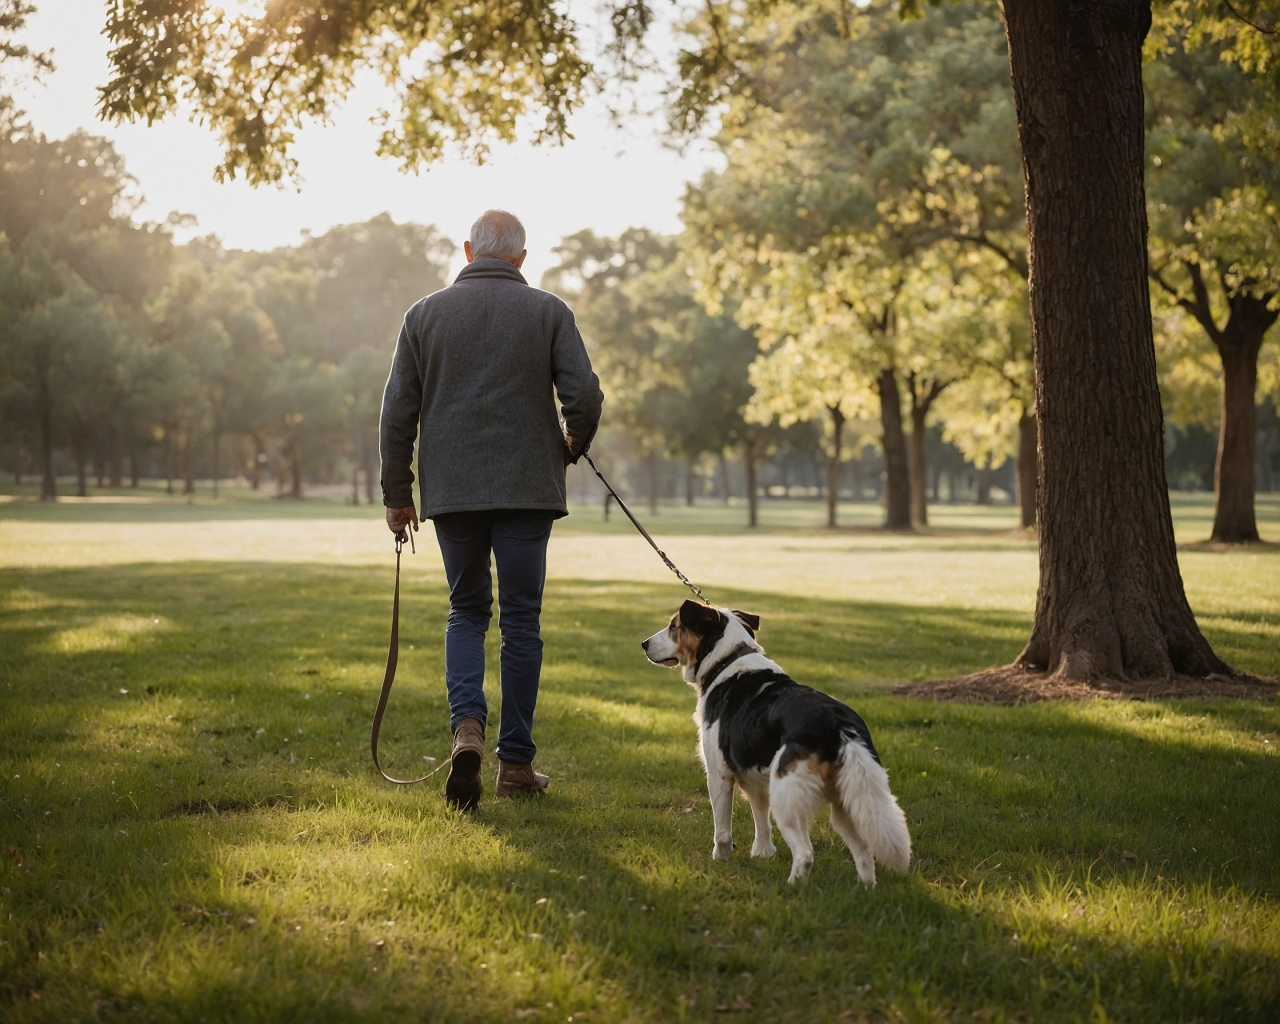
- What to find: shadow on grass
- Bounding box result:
[1,563,1278,1021]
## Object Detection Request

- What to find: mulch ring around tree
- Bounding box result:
[894,665,1280,704]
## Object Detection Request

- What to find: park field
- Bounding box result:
[1,487,1278,1022]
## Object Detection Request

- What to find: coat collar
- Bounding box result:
[454,258,528,285]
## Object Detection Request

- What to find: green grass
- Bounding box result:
[1,495,1278,1022]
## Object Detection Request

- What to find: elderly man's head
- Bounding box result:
[464,210,527,268]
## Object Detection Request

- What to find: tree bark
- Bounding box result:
[1016,412,1038,530]
[743,438,759,528]
[718,452,731,503]
[1004,0,1229,681]
[685,458,696,506]
[129,454,139,488]
[647,450,659,514]
[290,448,303,499]
[876,368,911,529]
[826,405,845,528]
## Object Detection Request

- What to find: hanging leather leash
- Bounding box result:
[370,526,449,786]
[371,450,709,785]
[582,451,710,605]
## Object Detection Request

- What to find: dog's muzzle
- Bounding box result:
[641,631,679,667]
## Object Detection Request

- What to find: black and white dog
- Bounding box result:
[643,600,911,884]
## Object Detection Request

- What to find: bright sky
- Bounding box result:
[13,0,721,285]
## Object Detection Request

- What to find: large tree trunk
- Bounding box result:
[876,368,911,529]
[1004,0,1228,681]
[826,405,845,528]
[686,458,696,506]
[129,454,139,488]
[290,447,303,499]
[1210,305,1275,542]
[743,438,759,528]
[646,450,659,514]
[1016,412,1038,530]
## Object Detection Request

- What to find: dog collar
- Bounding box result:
[698,642,760,690]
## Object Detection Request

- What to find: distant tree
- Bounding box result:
[544,229,683,513]
[343,345,391,504]
[545,227,773,522]
[683,2,1025,531]
[1145,30,1280,542]
[0,106,169,499]
[271,357,346,499]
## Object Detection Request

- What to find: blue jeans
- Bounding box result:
[432,509,554,765]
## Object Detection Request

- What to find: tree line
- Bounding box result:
[0,94,453,501]
[2,2,1276,547]
[8,0,1280,685]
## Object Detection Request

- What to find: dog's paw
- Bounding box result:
[786,857,814,884]
[750,843,777,858]
[712,841,733,862]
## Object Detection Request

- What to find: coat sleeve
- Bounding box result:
[550,304,604,461]
[379,317,422,508]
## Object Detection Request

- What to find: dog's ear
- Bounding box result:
[732,609,761,635]
[679,600,721,634]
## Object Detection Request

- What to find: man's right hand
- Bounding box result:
[386,505,420,539]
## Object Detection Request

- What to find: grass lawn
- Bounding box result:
[1,488,1278,1022]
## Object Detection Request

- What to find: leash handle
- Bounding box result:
[371,532,447,786]
[582,452,709,605]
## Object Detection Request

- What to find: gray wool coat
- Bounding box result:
[379,258,604,519]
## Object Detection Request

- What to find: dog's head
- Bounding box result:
[642,600,761,685]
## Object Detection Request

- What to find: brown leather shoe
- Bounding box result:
[495,759,549,797]
[445,718,485,811]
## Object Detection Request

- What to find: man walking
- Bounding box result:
[380,210,603,811]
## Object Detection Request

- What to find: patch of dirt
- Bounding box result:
[893,664,1280,704]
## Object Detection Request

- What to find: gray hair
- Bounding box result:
[469,209,526,260]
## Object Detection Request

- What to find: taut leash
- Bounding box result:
[582,451,709,605]
[371,527,449,786]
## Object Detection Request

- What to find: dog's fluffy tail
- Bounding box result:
[836,737,911,874]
